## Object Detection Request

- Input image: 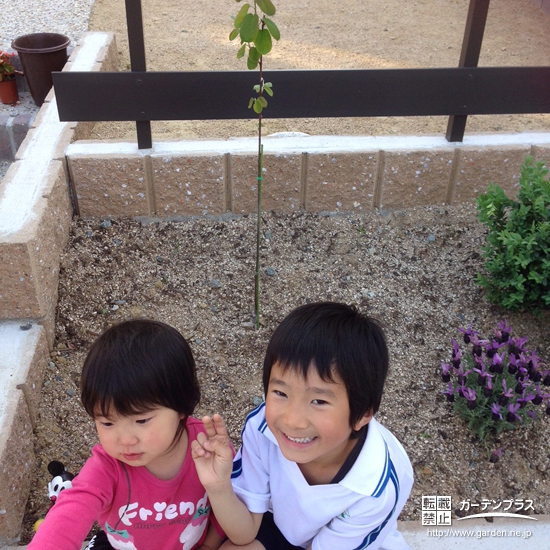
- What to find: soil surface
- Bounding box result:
[22,203,550,543]
[20,0,550,545]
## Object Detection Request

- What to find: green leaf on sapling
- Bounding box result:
[229,28,240,41]
[237,44,247,58]
[248,97,255,109]
[255,29,272,55]
[234,3,250,28]
[253,98,263,113]
[263,82,273,96]
[247,47,260,69]
[247,53,259,70]
[253,84,261,92]
[240,13,259,42]
[256,0,276,16]
[258,96,268,108]
[263,18,280,40]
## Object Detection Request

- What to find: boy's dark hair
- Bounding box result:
[263,302,389,427]
[81,319,200,424]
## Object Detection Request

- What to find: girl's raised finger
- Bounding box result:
[211,414,229,436]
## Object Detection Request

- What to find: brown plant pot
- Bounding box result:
[0,78,19,105]
[12,33,70,107]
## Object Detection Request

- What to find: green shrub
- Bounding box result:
[476,156,550,310]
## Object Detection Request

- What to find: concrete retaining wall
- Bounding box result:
[0,31,117,543]
[529,0,550,14]
[67,134,550,220]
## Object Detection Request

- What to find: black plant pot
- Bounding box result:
[12,33,70,107]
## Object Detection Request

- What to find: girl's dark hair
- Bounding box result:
[81,320,200,425]
[263,302,389,428]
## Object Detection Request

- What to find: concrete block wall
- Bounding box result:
[66,133,550,220]
[0,32,117,543]
[0,112,37,162]
[528,0,550,15]
[0,323,48,543]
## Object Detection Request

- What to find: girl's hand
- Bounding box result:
[191,414,234,489]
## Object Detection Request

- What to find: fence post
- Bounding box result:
[125,0,152,149]
[446,0,491,142]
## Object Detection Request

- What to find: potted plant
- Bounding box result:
[0,50,21,105]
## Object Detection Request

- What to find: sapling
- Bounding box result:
[230,0,280,329]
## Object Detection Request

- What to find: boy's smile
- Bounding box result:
[265,363,371,484]
[94,406,187,480]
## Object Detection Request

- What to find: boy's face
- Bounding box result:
[265,362,371,476]
[94,405,186,479]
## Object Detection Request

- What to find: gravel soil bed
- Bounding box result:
[20,202,550,543]
[7,0,550,544]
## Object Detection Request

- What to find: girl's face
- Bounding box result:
[94,406,187,480]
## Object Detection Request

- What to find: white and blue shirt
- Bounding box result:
[231,403,413,550]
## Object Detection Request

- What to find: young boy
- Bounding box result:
[192,302,413,550]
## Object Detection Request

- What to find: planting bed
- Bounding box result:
[21,202,550,542]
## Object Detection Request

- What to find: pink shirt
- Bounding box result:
[29,417,222,550]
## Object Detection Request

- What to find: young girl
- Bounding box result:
[29,319,225,550]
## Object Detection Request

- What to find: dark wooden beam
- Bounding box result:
[53,67,550,122]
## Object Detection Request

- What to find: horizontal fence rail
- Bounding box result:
[53,67,550,122]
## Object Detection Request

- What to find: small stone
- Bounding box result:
[114,300,126,305]
[57,343,67,350]
[156,257,164,264]
[85,231,93,238]
[427,234,436,242]
[252,396,264,406]
[154,280,164,289]
[423,466,432,477]
[20,322,32,331]
[209,279,222,289]
[48,362,56,369]
[66,389,75,397]
[113,238,122,245]
[100,220,111,229]
[265,267,276,276]
[111,304,119,311]
[57,357,67,365]
[128,306,145,318]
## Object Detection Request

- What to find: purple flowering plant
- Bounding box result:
[441,320,549,441]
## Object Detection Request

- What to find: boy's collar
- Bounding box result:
[338,417,390,496]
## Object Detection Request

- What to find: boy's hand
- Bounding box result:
[191,414,234,490]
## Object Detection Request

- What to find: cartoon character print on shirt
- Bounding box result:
[179,493,210,550]
[105,522,138,550]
